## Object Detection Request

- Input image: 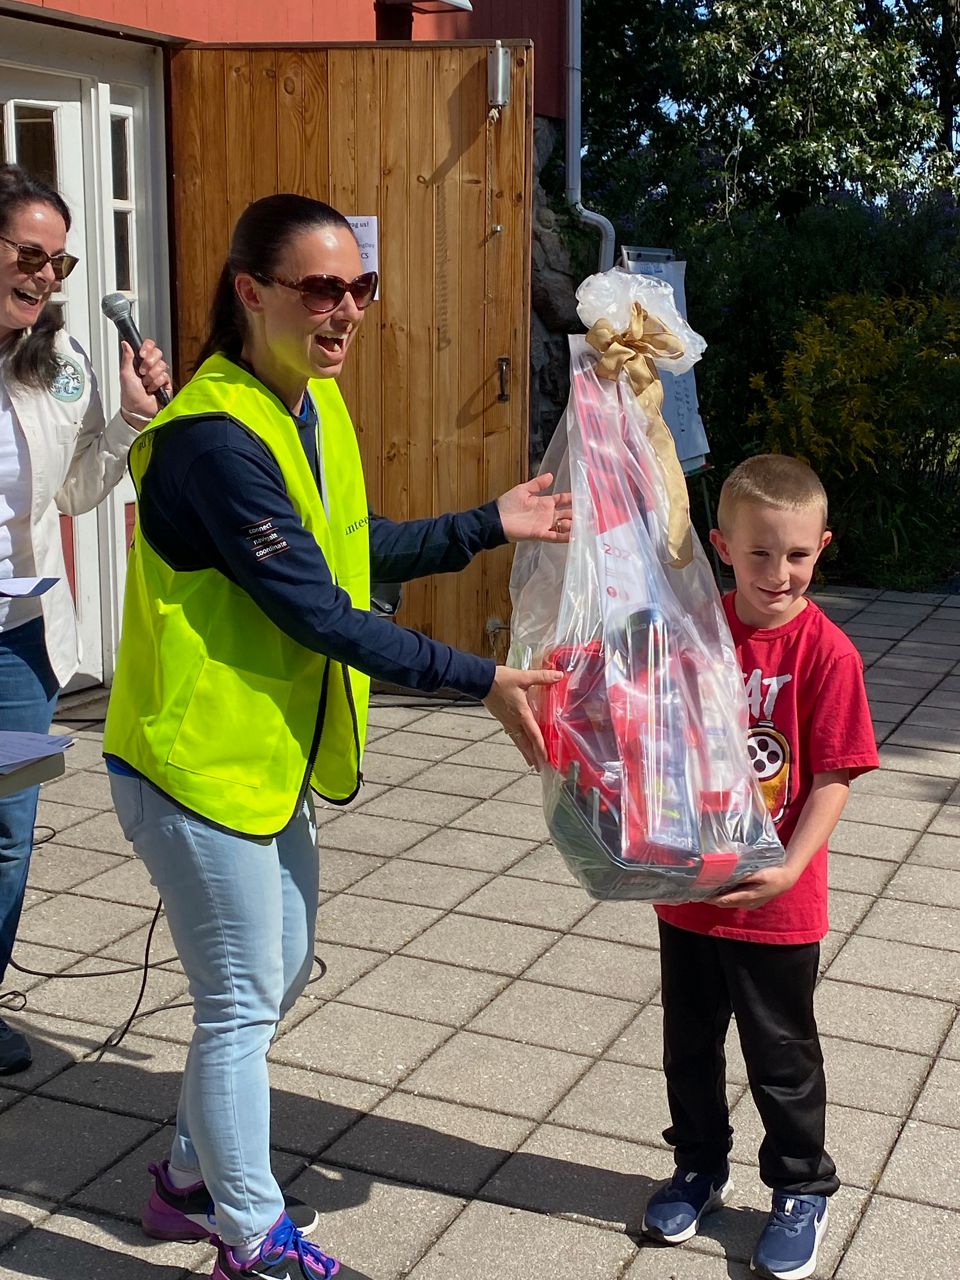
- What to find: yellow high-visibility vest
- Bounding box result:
[104,354,371,836]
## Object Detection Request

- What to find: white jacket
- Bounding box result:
[3,328,137,688]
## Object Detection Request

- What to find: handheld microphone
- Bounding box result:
[101,292,170,408]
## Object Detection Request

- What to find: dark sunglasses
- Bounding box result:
[0,233,79,282]
[256,270,379,314]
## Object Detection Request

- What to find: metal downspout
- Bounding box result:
[565,0,616,270]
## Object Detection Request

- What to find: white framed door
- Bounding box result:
[0,69,102,686]
[0,15,169,690]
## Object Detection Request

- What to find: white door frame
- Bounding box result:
[1,13,170,686]
[2,70,102,680]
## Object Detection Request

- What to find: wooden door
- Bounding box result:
[167,41,533,658]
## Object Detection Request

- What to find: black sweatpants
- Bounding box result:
[657,918,839,1197]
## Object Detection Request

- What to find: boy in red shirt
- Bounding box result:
[642,455,878,1279]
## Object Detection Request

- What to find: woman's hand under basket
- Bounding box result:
[483,666,562,769]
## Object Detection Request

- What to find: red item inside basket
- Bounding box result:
[538,641,684,869]
[537,640,741,887]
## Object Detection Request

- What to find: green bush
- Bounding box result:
[751,292,960,587]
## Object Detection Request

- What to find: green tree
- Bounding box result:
[574,2,960,586]
[879,1,960,154]
[580,0,956,230]
[681,1,947,217]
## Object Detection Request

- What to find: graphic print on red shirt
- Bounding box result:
[656,593,879,945]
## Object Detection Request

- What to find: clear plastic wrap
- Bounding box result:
[509,288,784,903]
[576,269,706,375]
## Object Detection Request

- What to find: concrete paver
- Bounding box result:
[813,978,954,1054]
[323,1093,534,1196]
[466,978,636,1056]
[339,954,509,1027]
[273,1001,454,1088]
[1,589,959,1277]
[827,934,960,1000]
[287,1165,466,1280]
[0,1094,153,1199]
[400,1029,591,1119]
[401,912,559,974]
[879,1119,960,1210]
[405,1200,637,1280]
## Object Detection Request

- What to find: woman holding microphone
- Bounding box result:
[0,163,168,1074]
[103,192,568,1280]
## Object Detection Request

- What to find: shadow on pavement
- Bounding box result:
[0,1016,764,1279]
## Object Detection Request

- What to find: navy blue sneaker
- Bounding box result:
[0,1017,31,1075]
[641,1166,733,1244]
[751,1193,828,1279]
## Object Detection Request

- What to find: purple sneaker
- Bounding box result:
[212,1214,339,1279]
[142,1161,319,1243]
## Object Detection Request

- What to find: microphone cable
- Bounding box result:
[5,828,328,1059]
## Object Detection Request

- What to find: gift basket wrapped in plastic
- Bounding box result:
[509,268,784,902]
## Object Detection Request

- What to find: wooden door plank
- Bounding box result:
[326,48,359,213]
[378,48,411,534]
[250,50,279,200]
[327,49,363,473]
[456,46,489,656]
[353,47,383,513]
[168,50,206,378]
[431,45,464,649]
[482,44,534,658]
[401,47,437,637]
[277,50,305,194]
[197,50,230,374]
[224,49,256,231]
[301,48,330,201]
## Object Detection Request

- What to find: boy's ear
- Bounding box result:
[709,528,733,565]
[819,528,833,553]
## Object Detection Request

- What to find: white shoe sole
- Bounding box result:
[751,1203,828,1279]
[641,1177,734,1244]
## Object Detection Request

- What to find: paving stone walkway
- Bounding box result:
[0,587,958,1279]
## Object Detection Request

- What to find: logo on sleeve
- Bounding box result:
[243,517,290,561]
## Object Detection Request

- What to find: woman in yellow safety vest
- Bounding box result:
[103,193,568,1280]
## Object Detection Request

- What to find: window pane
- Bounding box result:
[0,106,7,165]
[14,104,56,187]
[111,115,129,201]
[114,210,132,291]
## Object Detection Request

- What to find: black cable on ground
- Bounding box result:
[4,839,330,1059]
[93,899,164,1061]
[6,823,329,1058]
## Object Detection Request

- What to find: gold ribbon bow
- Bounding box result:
[586,301,693,568]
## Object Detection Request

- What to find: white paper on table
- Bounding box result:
[0,577,58,598]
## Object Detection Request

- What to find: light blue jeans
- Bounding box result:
[109,772,320,1246]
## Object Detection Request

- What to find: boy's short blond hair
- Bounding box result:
[717,454,828,534]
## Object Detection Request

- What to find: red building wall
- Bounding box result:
[8,1,375,42]
[417,1,564,117]
[12,0,566,115]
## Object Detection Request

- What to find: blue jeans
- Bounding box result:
[0,618,59,985]
[109,772,320,1246]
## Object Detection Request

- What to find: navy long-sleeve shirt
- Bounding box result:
[135,393,504,699]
